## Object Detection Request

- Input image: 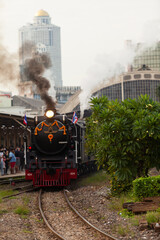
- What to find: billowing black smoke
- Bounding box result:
[21,42,56,111]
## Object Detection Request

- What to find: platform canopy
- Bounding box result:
[0,112,34,128]
[0,112,34,148]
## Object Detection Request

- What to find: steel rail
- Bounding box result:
[0,178,26,185]
[13,183,33,190]
[64,189,119,240]
[38,189,66,240]
[2,187,37,199]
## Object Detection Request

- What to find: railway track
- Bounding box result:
[2,184,38,199]
[0,177,27,185]
[38,189,119,240]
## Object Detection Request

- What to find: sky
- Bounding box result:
[0,0,160,112]
[1,0,160,90]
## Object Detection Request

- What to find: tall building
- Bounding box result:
[19,9,62,91]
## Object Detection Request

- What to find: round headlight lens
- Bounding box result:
[46,110,54,118]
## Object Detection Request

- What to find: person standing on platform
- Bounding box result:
[9,148,16,174]
[19,148,24,171]
[0,147,4,176]
[4,149,9,174]
[15,147,20,173]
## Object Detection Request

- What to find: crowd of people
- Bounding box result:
[0,146,25,176]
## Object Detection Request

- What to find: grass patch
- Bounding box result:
[108,197,124,211]
[87,206,94,214]
[23,230,33,234]
[14,205,30,216]
[0,190,16,202]
[119,209,134,218]
[108,193,135,212]
[130,217,139,226]
[117,224,130,236]
[78,170,110,186]
[146,211,160,224]
[35,218,43,223]
[113,193,160,230]
[0,209,8,215]
[108,200,121,211]
[22,196,30,205]
[9,196,17,199]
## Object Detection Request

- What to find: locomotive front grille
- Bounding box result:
[39,159,65,169]
[33,170,70,186]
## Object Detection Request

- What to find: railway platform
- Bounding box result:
[0,171,25,179]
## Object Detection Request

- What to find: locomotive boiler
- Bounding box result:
[25,109,94,187]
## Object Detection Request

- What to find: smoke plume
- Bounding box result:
[79,18,160,117]
[21,42,56,110]
[79,47,136,116]
[0,2,19,94]
[0,42,19,94]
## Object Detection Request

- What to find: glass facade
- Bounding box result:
[73,77,160,112]
[133,42,160,71]
[95,83,122,101]
[124,80,160,101]
[94,79,160,102]
[55,86,81,104]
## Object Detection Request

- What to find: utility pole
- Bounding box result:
[121,76,124,101]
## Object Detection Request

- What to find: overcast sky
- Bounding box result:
[1,0,160,87]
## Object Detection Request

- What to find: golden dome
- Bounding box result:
[35,9,49,17]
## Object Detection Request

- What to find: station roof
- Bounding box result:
[0,112,34,129]
[59,70,160,114]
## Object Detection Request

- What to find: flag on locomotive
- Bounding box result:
[23,114,27,125]
[72,112,78,124]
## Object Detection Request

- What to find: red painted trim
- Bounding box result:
[25,170,33,180]
[0,94,11,98]
[32,168,77,187]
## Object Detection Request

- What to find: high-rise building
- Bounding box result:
[19,9,62,91]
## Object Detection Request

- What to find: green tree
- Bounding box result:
[86,95,160,194]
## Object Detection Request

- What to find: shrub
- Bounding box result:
[111,176,132,196]
[119,209,134,218]
[86,95,160,192]
[133,175,160,199]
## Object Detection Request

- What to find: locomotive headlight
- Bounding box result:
[46,110,54,118]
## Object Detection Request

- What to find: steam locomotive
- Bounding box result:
[25,109,95,187]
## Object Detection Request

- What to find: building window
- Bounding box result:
[123,75,131,81]
[34,94,41,99]
[49,31,53,46]
[144,74,151,78]
[134,74,141,79]
[154,74,160,79]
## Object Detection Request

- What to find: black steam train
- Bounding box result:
[25,109,95,187]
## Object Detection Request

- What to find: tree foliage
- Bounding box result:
[86,95,160,193]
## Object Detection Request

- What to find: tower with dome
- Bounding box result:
[19,9,62,98]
